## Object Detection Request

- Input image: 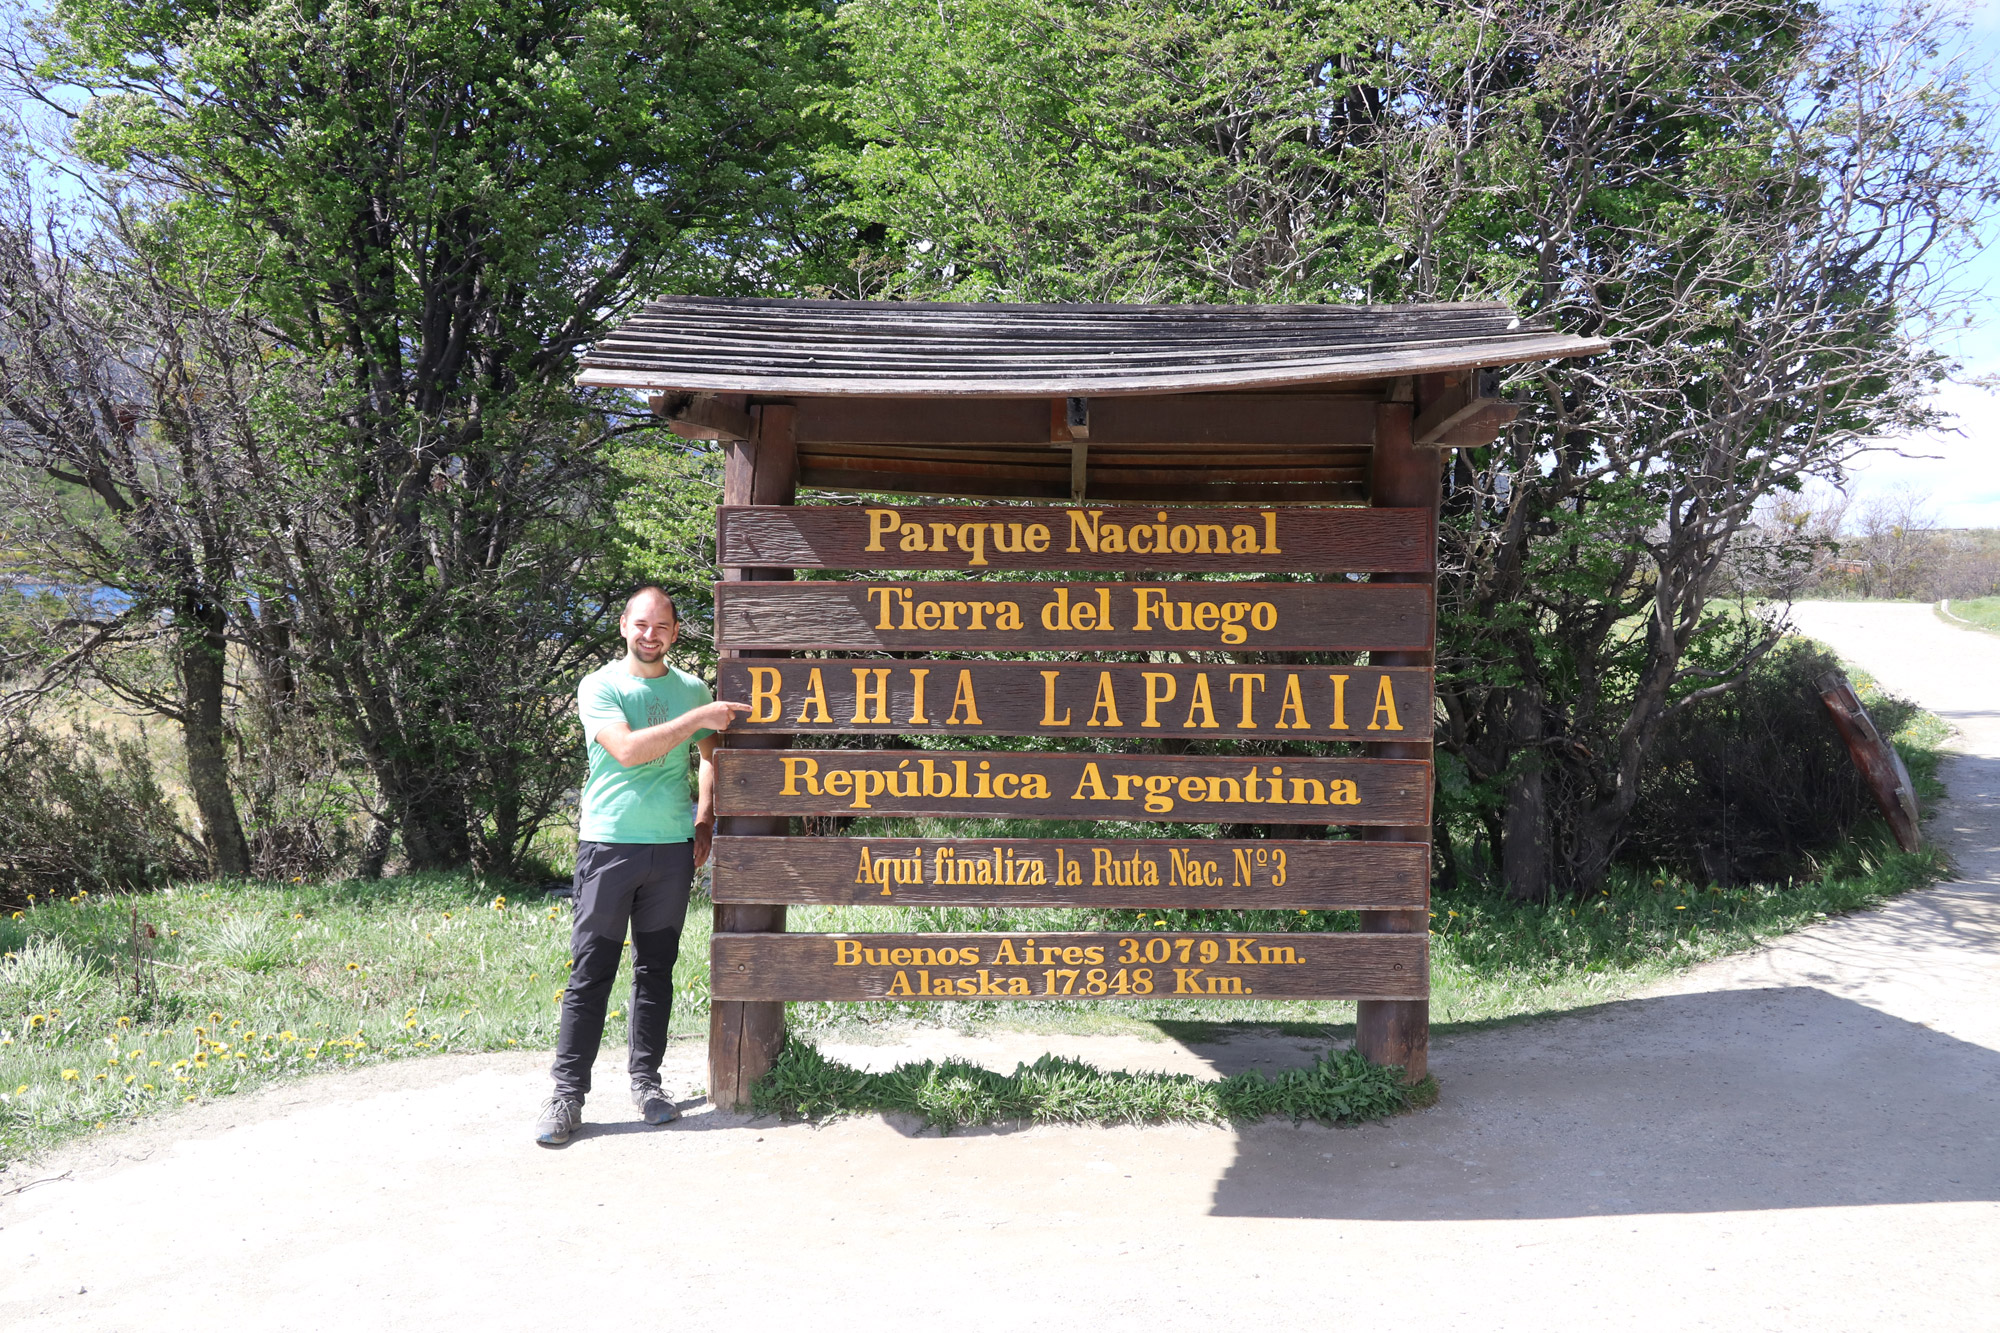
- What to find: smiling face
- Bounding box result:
[620,589,679,667]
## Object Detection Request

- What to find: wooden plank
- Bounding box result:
[710,836,1431,908]
[1358,398,1434,1082]
[718,660,1433,742]
[794,466,1370,506]
[713,580,1433,652]
[795,397,1050,444]
[1817,670,1922,853]
[717,505,1433,574]
[714,750,1432,826]
[710,931,1429,1001]
[708,407,798,1112]
[791,394,1378,446]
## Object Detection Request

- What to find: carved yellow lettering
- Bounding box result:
[851,668,890,725]
[1071,762,1111,801]
[1040,670,1071,726]
[1141,672,1176,728]
[955,522,989,566]
[780,756,820,795]
[1368,676,1404,732]
[864,508,900,552]
[1274,673,1309,730]
[1183,673,1219,729]
[793,668,831,724]
[1227,673,1264,729]
[1086,672,1123,728]
[748,667,782,724]
[947,670,982,725]
[1040,587,1072,632]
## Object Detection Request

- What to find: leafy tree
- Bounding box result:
[824,0,1995,894]
[0,174,262,874]
[16,0,847,871]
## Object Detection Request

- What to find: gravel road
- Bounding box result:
[3,601,1995,1331]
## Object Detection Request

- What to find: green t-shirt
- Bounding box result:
[576,661,714,844]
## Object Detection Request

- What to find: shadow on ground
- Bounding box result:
[1210,985,2000,1220]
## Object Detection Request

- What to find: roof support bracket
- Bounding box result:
[1414,369,1501,444]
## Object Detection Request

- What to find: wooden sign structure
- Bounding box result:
[575,297,1608,1108]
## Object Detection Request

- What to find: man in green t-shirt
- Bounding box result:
[535,586,749,1146]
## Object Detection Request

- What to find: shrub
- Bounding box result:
[0,722,206,906]
[1623,639,1906,884]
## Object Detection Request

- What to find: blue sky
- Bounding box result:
[1840,2,2000,527]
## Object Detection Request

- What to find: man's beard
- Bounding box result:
[629,641,665,663]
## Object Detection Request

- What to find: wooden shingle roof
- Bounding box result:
[575,296,1607,397]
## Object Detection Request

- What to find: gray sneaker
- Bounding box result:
[535,1095,583,1146]
[632,1082,679,1125]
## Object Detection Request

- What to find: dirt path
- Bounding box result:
[4,602,1996,1331]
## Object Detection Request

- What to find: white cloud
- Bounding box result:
[1843,375,2000,528]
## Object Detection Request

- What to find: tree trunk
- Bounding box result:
[1501,686,1548,902]
[178,601,251,877]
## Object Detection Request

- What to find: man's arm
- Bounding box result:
[592,699,750,768]
[693,733,719,868]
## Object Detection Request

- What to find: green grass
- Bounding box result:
[752,1038,1434,1131]
[1940,596,2000,635]
[0,659,1952,1162]
[0,873,704,1166]
[1,826,1939,1164]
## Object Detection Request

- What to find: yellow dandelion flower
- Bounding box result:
[184,1095,196,1102]
[61,1069,79,1080]
[13,1085,25,1095]
[405,1019,418,1029]
[149,1060,161,1068]
[143,1083,154,1091]
[345,962,360,971]
[125,1075,135,1084]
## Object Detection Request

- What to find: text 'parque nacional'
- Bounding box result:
[716,504,1436,574]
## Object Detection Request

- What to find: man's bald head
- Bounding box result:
[624,586,677,622]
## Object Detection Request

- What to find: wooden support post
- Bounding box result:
[708,404,798,1110]
[1357,401,1436,1081]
